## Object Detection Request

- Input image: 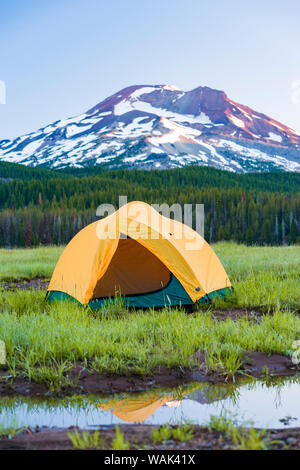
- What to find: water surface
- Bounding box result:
[1,376,299,430]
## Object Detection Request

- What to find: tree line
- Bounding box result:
[0,162,299,247]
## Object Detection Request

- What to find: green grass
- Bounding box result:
[67,426,130,450]
[207,414,268,450]
[0,246,63,281]
[0,243,299,383]
[0,289,299,381]
[111,426,130,450]
[230,426,268,450]
[68,429,106,450]
[215,243,300,278]
[69,418,275,450]
[213,243,300,310]
[152,424,194,443]
[0,418,22,440]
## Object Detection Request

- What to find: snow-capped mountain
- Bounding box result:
[1,84,300,172]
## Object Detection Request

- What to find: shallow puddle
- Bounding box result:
[1,376,300,430]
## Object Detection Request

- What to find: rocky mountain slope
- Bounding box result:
[1,84,300,172]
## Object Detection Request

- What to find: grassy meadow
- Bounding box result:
[1,242,299,309]
[0,242,299,387]
[0,246,63,281]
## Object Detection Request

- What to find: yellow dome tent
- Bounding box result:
[47,201,231,308]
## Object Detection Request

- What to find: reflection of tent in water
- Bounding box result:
[98,385,226,423]
[100,394,177,423]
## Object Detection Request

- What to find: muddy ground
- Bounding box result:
[0,424,299,450]
[1,278,49,291]
[0,351,298,398]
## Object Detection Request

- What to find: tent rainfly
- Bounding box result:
[47,201,231,308]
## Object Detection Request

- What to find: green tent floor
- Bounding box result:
[47,274,231,309]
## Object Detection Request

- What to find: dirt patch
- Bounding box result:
[1,278,49,291]
[0,366,214,397]
[210,308,264,321]
[0,352,298,398]
[210,307,300,320]
[241,352,297,378]
[0,424,299,450]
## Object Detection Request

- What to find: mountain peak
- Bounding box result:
[162,84,182,91]
[0,84,299,172]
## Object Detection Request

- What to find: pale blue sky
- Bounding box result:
[1,0,300,139]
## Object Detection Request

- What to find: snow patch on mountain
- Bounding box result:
[228,115,245,128]
[268,132,282,143]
